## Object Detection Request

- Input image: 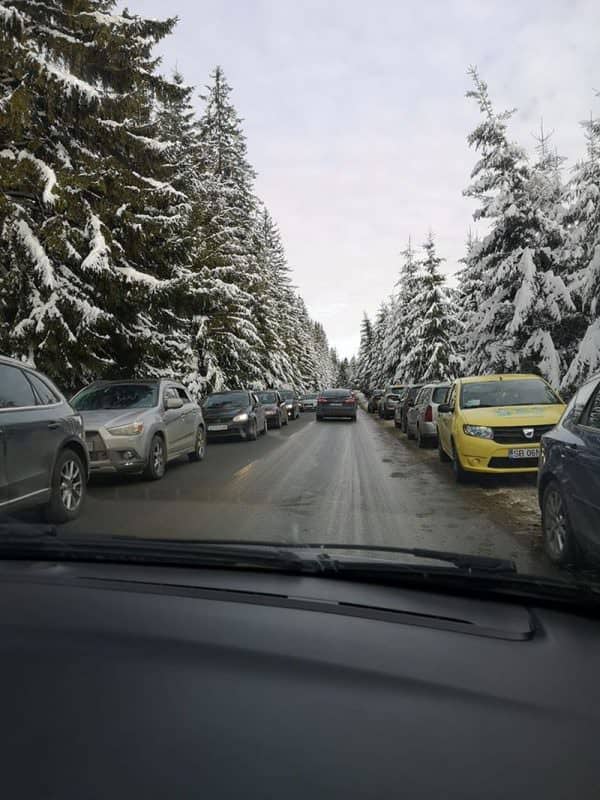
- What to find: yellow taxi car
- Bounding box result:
[437,374,565,482]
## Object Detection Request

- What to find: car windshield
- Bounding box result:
[460,380,561,409]
[1,0,599,607]
[257,392,278,404]
[432,387,449,403]
[72,384,158,411]
[204,392,249,408]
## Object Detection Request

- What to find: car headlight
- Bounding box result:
[233,412,249,423]
[463,424,494,440]
[286,403,293,409]
[107,421,144,436]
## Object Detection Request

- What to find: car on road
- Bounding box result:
[538,373,600,567]
[203,390,268,441]
[0,355,89,522]
[316,388,358,421]
[256,390,288,429]
[406,383,450,447]
[71,379,205,481]
[378,385,406,419]
[367,389,384,413]
[437,374,565,482]
[299,392,318,412]
[395,383,424,433]
[279,389,301,419]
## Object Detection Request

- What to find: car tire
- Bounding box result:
[407,424,415,440]
[451,439,469,483]
[262,418,268,435]
[401,415,407,433]
[144,435,166,480]
[188,427,206,462]
[352,414,357,422]
[542,480,578,566]
[45,448,86,523]
[283,414,288,426]
[248,419,258,441]
[416,426,426,449]
[438,438,451,462]
[275,415,282,429]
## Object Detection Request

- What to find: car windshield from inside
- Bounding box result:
[460,379,561,409]
[257,391,278,404]
[72,383,159,411]
[204,392,249,408]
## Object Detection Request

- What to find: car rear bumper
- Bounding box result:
[317,406,357,418]
[419,421,438,438]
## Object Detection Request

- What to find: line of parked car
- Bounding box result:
[366,371,600,570]
[0,353,322,525]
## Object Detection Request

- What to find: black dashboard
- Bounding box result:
[1,560,598,798]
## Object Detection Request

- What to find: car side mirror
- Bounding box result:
[438,403,453,414]
[166,396,184,410]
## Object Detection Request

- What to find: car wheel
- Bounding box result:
[352,414,357,422]
[248,419,258,441]
[451,439,469,483]
[275,415,282,429]
[262,418,268,435]
[45,448,86,523]
[438,437,451,462]
[144,435,166,480]
[188,427,206,462]
[407,423,415,440]
[283,414,288,426]
[416,426,426,449]
[542,481,577,566]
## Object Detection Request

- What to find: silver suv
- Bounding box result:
[406,382,450,447]
[71,379,206,480]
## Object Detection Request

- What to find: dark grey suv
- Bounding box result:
[0,355,88,522]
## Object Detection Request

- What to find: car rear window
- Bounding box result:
[460,379,560,409]
[322,389,351,398]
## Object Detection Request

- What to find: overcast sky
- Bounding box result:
[125,0,600,358]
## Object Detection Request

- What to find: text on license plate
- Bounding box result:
[208,424,228,432]
[508,447,539,459]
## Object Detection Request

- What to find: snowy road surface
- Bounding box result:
[69,409,555,576]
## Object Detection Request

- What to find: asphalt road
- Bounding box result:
[69,408,556,576]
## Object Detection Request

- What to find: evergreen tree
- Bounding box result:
[355,312,374,390]
[0,1,189,391]
[562,110,600,390]
[397,233,458,382]
[335,357,351,387]
[370,302,391,387]
[462,68,573,387]
[386,237,420,381]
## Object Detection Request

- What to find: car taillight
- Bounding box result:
[343,397,355,405]
[317,397,327,404]
[424,405,433,422]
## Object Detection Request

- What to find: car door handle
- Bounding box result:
[47,421,60,430]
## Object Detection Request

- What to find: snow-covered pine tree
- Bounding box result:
[335,357,351,388]
[462,68,573,388]
[0,1,190,392]
[311,320,335,388]
[355,312,374,390]
[190,66,264,391]
[561,110,600,390]
[397,233,458,382]
[385,237,420,382]
[370,301,391,387]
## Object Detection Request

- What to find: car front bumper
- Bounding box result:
[206,421,252,438]
[86,430,148,474]
[457,436,541,473]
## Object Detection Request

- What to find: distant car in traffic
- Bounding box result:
[0,355,89,522]
[394,384,424,432]
[203,390,267,441]
[406,383,450,447]
[316,388,358,421]
[71,379,206,480]
[378,385,406,420]
[256,390,288,429]
[367,389,384,413]
[299,393,318,412]
[437,374,565,482]
[279,389,301,419]
[538,373,600,566]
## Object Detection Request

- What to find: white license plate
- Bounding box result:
[208,424,228,432]
[508,447,539,459]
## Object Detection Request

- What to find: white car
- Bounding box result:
[406,383,450,447]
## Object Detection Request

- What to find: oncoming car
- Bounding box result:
[437,374,565,481]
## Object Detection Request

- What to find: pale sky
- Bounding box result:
[125,0,600,358]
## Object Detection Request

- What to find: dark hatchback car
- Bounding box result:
[538,374,600,567]
[395,383,424,433]
[0,355,88,522]
[316,388,358,421]
[203,391,268,441]
[256,391,288,429]
[279,389,301,420]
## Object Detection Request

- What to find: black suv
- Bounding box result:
[0,355,88,522]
